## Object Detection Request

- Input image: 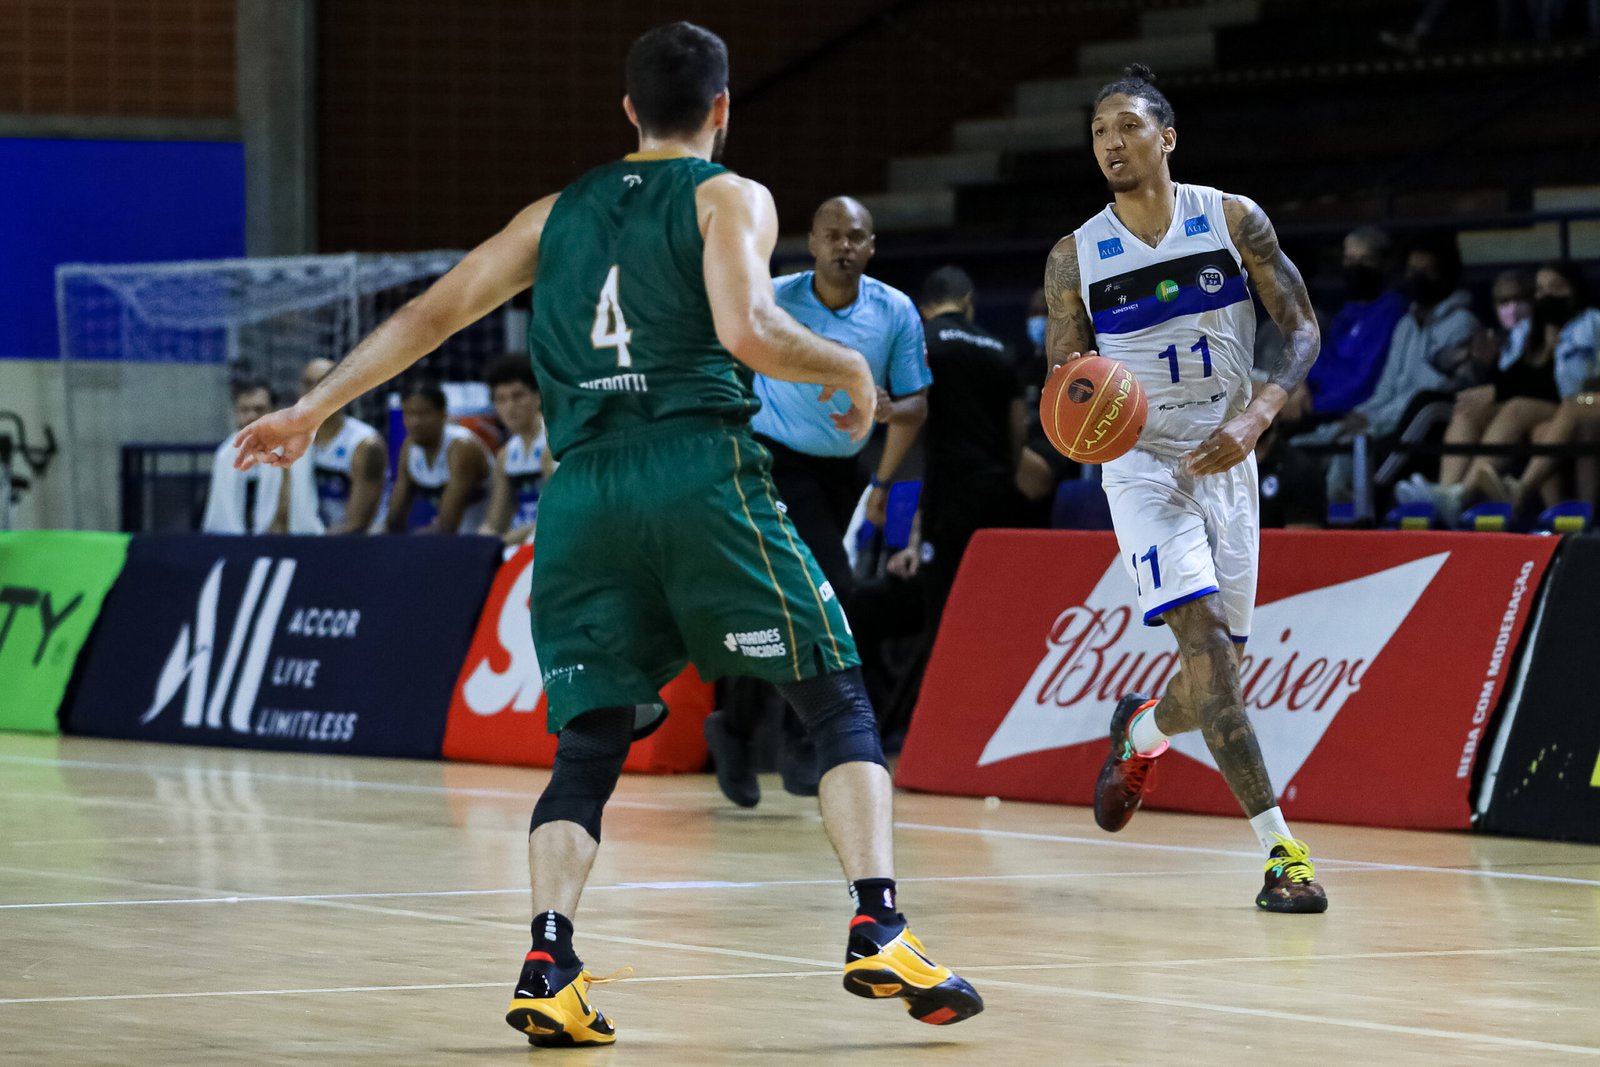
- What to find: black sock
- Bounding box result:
[851,878,899,925]
[529,910,580,969]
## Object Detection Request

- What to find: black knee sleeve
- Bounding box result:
[529,706,633,842]
[777,668,886,775]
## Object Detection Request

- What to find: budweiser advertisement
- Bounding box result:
[897,530,1555,829]
[442,546,713,773]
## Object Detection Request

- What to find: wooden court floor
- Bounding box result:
[3,733,1600,1065]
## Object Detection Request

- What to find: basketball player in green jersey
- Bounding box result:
[234,21,981,1048]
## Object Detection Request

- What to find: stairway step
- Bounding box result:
[1140,0,1260,36]
[954,113,1086,153]
[1533,185,1600,212]
[888,152,1001,193]
[1077,31,1217,76]
[857,189,956,232]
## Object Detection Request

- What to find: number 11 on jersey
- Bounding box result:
[1157,335,1212,384]
[591,265,633,367]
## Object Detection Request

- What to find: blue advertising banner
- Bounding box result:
[64,534,500,757]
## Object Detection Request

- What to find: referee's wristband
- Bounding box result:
[870,475,888,489]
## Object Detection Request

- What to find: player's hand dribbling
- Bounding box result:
[233,402,321,471]
[1047,348,1099,375]
[1186,410,1269,477]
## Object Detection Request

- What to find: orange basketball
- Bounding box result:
[1040,355,1147,464]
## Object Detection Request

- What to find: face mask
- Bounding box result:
[1534,294,1577,327]
[1402,274,1446,308]
[1496,300,1531,331]
[1026,314,1047,349]
[1342,264,1384,302]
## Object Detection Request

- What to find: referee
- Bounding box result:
[704,195,930,807]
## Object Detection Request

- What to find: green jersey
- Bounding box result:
[529,154,760,458]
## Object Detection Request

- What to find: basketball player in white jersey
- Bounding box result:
[1044,65,1326,912]
[480,355,556,545]
[384,380,492,534]
[300,358,387,534]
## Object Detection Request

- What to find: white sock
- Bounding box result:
[1249,807,1293,854]
[1127,700,1168,755]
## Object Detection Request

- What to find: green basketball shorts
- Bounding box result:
[530,418,860,734]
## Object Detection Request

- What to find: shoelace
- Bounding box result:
[581,966,634,988]
[1120,753,1159,796]
[1265,835,1317,883]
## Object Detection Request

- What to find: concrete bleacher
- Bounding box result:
[859,0,1600,245]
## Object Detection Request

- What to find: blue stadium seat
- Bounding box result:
[1051,479,1113,530]
[1458,501,1515,532]
[1327,501,1358,527]
[1384,502,1438,530]
[1537,501,1593,535]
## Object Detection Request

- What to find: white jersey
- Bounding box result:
[311,416,382,530]
[406,422,489,531]
[503,428,548,528]
[1074,183,1255,457]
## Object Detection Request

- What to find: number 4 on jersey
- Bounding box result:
[591,265,633,367]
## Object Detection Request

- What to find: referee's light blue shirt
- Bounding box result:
[751,271,932,458]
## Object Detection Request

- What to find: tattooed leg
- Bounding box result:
[1151,595,1276,817]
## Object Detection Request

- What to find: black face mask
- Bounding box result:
[1534,294,1577,327]
[1343,264,1385,302]
[1402,273,1446,308]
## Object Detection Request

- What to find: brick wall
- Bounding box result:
[0,0,235,116]
[316,1,880,252]
[316,1,1131,251]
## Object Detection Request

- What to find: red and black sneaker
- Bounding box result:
[1093,694,1165,832]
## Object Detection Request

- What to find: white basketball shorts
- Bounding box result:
[1101,447,1260,642]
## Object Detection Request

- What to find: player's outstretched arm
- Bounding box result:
[1043,237,1097,374]
[235,195,558,470]
[699,173,876,440]
[1224,193,1320,413]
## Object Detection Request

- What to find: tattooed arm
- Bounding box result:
[1185,194,1322,476]
[1043,237,1097,374]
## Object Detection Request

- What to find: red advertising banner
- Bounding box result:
[442,546,714,773]
[897,530,1555,829]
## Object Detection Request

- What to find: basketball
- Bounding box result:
[1039,355,1147,464]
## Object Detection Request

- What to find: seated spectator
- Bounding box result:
[480,355,555,545]
[301,358,386,534]
[383,380,491,534]
[1281,226,1407,426]
[202,379,322,535]
[1295,232,1479,497]
[1459,264,1600,514]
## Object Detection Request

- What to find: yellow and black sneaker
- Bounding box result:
[504,951,625,1047]
[1256,835,1329,914]
[842,916,984,1025]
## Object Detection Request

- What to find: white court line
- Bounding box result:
[5,961,1599,1056]
[894,821,1600,888]
[0,970,829,1007]
[973,974,1600,1057]
[956,944,1600,971]
[0,867,1336,912]
[0,754,697,811]
[6,750,1598,887]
